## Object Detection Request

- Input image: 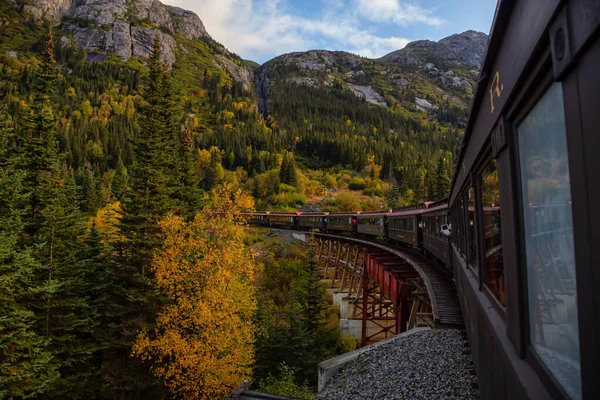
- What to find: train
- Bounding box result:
[242,202,454,270]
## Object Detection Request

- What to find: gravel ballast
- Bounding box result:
[317,329,480,400]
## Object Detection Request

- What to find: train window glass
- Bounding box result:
[517,83,580,399]
[479,160,505,307]
[467,187,478,274]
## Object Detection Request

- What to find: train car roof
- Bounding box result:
[268,212,300,216]
[422,203,449,214]
[357,212,390,217]
[297,212,329,216]
[388,208,427,217]
[327,212,360,216]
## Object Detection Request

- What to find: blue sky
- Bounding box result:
[163,0,498,63]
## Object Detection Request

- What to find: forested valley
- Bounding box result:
[0,0,478,397]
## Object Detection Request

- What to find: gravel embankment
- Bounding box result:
[318,329,480,400]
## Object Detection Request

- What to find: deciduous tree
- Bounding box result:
[133,184,257,399]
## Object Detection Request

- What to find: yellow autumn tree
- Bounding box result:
[133,183,257,399]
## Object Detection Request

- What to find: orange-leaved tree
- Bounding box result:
[133,183,257,399]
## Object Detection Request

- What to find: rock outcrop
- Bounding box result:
[214,55,254,92]
[19,0,210,66]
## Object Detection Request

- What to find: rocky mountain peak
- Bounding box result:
[15,0,210,67]
[378,30,488,70]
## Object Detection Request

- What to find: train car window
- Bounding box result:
[479,160,505,307]
[517,83,580,399]
[467,187,478,274]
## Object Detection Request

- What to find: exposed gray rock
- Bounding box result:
[345,70,365,79]
[131,27,176,66]
[5,51,17,58]
[347,84,387,107]
[214,54,254,92]
[23,0,73,24]
[395,78,410,89]
[415,97,437,112]
[274,50,363,74]
[255,65,271,118]
[168,6,208,40]
[429,68,439,77]
[288,76,319,88]
[59,35,72,48]
[18,0,210,66]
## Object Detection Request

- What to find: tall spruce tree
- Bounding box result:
[279,151,297,187]
[0,108,58,398]
[434,156,451,200]
[115,36,180,398]
[18,32,96,397]
[111,154,129,201]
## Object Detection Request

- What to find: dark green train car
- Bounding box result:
[297,212,328,231]
[356,212,389,237]
[327,213,358,233]
[387,212,421,247]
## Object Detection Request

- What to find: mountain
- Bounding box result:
[257,31,487,119]
[379,30,488,70]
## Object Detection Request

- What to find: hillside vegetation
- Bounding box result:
[0,1,486,397]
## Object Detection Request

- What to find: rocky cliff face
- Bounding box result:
[19,0,210,66]
[378,30,488,70]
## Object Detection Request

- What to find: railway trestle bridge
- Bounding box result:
[302,232,463,345]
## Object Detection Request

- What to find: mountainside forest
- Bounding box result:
[0,0,487,398]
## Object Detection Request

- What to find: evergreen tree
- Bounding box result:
[76,222,126,397]
[426,170,435,201]
[0,108,58,398]
[111,155,129,201]
[279,151,297,187]
[295,253,331,385]
[279,152,288,185]
[203,147,222,191]
[16,32,94,397]
[114,36,182,397]
[180,128,203,218]
[434,156,451,200]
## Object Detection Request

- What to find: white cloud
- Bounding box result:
[162,0,440,62]
[355,0,443,26]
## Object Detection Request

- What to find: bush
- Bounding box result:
[348,178,366,191]
[259,364,315,400]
